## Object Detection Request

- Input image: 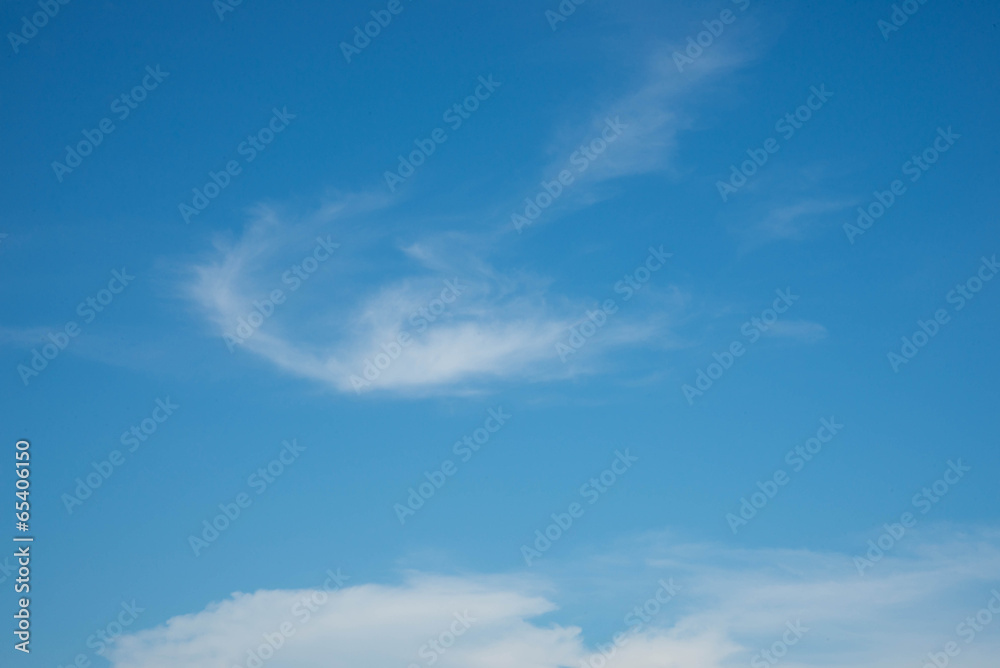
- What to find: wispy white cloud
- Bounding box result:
[0,325,52,347]
[763,319,828,342]
[512,44,757,231]
[185,203,674,395]
[579,47,754,184]
[733,199,856,253]
[754,199,854,241]
[182,38,765,395]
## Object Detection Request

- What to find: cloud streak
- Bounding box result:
[184,205,628,395]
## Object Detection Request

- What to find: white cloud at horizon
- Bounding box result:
[107,528,1000,668]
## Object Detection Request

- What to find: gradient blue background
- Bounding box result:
[1,0,998,664]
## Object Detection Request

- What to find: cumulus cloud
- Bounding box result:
[107,530,1000,668]
[103,573,740,668]
[107,575,583,668]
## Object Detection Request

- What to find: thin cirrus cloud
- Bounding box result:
[753,199,855,241]
[184,44,761,396]
[523,44,756,227]
[106,528,1000,668]
[762,319,829,342]
[730,198,856,255]
[184,204,670,395]
[583,46,756,183]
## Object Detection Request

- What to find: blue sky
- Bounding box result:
[2,0,1000,666]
